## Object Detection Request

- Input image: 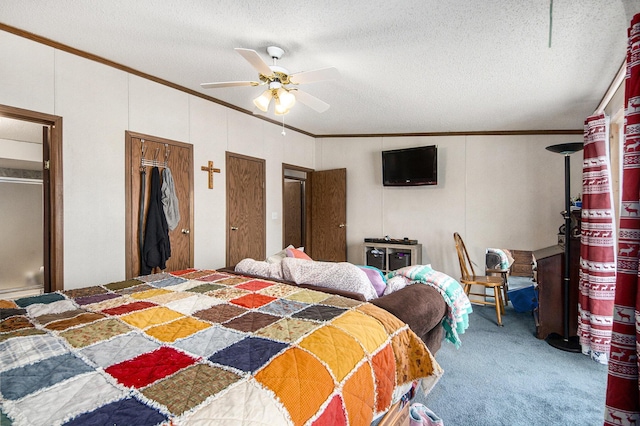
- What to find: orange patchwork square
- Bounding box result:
[356,303,404,335]
[331,310,387,354]
[120,306,184,329]
[371,344,395,412]
[0,300,19,309]
[130,288,173,300]
[299,325,363,382]
[342,361,375,426]
[255,347,333,426]
[146,316,211,342]
[230,293,276,309]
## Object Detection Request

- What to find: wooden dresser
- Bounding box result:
[533,240,580,340]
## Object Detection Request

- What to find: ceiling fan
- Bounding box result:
[200,46,339,115]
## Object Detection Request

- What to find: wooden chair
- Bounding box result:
[454,232,505,326]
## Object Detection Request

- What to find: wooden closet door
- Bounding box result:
[226,152,266,267]
[125,132,194,278]
[309,168,347,262]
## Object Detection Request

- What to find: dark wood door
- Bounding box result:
[226,152,266,267]
[283,180,303,248]
[125,132,194,277]
[309,168,347,262]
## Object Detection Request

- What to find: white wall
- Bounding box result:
[0,138,42,162]
[0,30,315,289]
[1,28,586,289]
[317,135,583,279]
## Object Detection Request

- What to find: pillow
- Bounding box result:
[357,265,387,297]
[266,245,294,264]
[281,257,378,300]
[383,275,410,296]
[235,258,284,280]
[286,247,312,261]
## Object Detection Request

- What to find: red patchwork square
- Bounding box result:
[170,268,198,276]
[231,293,276,309]
[105,346,196,388]
[102,301,156,316]
[235,280,274,292]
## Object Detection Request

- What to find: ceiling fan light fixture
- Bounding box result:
[277,88,296,110]
[202,46,338,117]
[274,98,290,115]
[253,89,272,112]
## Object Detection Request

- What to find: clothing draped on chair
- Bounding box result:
[603,13,640,426]
[578,114,616,365]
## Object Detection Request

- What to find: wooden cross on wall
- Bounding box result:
[200,160,221,189]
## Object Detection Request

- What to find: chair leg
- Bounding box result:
[503,286,509,311]
[502,272,509,304]
[493,287,503,326]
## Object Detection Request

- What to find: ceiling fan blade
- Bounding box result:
[289,67,340,85]
[200,81,259,89]
[292,89,330,113]
[235,48,273,76]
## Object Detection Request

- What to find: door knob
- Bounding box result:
[181,229,190,234]
[339,223,346,228]
[231,226,238,231]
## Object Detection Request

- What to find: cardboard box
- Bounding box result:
[509,249,533,277]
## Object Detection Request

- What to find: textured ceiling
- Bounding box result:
[1,0,640,136]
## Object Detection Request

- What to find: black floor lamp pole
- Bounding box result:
[545,142,583,353]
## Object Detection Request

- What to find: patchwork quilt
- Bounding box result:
[0,269,441,426]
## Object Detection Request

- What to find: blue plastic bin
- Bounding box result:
[507,285,538,313]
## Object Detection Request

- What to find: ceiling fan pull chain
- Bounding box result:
[548,0,553,48]
[281,115,286,136]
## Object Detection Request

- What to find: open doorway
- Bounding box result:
[282,165,347,261]
[0,104,63,294]
[0,118,44,297]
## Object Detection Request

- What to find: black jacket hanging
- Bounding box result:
[141,167,171,275]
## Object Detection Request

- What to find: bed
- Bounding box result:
[0,268,443,426]
[230,257,471,353]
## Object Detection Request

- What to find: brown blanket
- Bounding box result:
[371,284,447,354]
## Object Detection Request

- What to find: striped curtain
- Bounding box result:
[603,13,640,426]
[578,114,616,365]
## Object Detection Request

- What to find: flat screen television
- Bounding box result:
[382,145,437,186]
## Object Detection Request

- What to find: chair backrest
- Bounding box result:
[486,252,503,270]
[454,232,477,280]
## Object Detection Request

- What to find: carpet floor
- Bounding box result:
[415,289,609,425]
